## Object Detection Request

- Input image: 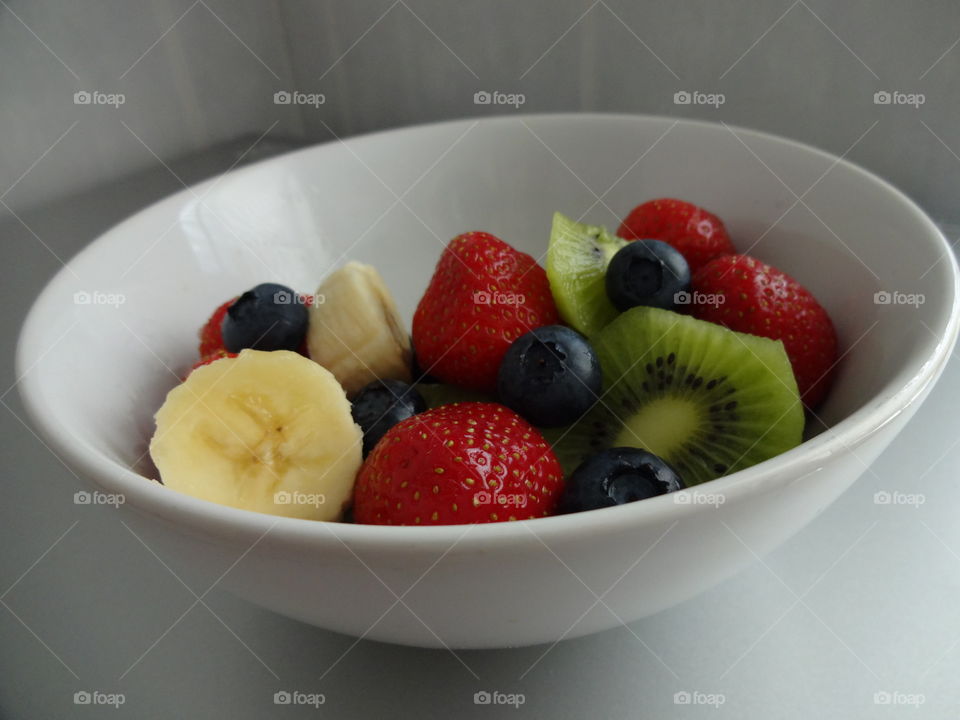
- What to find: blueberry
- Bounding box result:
[560,447,684,513]
[605,240,690,312]
[222,283,308,352]
[351,379,427,456]
[497,325,600,427]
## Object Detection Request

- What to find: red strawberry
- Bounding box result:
[353,402,564,525]
[198,298,237,360]
[412,232,559,392]
[617,198,735,273]
[691,254,838,407]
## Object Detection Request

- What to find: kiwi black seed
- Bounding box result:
[546,212,628,337]
[551,307,804,486]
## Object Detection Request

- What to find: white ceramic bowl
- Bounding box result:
[17,114,959,648]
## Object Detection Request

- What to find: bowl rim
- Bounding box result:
[16,111,960,552]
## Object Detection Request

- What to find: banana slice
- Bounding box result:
[150,350,362,520]
[307,262,412,396]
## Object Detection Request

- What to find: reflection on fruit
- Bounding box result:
[222,283,309,352]
[412,231,559,393]
[559,447,684,513]
[691,254,838,407]
[605,239,691,312]
[353,402,564,525]
[351,379,427,457]
[617,198,734,273]
[497,325,600,427]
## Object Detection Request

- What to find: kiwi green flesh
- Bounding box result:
[546,212,628,337]
[552,307,804,486]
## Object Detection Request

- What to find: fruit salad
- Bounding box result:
[149,198,838,525]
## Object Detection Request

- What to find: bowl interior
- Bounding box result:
[19,114,956,500]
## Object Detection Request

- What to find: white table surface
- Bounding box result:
[2,144,959,719]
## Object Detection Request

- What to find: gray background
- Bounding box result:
[3,1,960,718]
[4,0,960,225]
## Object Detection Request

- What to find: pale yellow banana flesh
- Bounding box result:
[307,262,411,397]
[150,350,362,520]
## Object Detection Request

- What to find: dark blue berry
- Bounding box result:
[560,447,684,513]
[351,379,427,456]
[605,240,690,312]
[222,283,309,352]
[497,325,600,427]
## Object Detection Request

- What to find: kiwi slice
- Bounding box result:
[546,212,628,337]
[553,307,804,485]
